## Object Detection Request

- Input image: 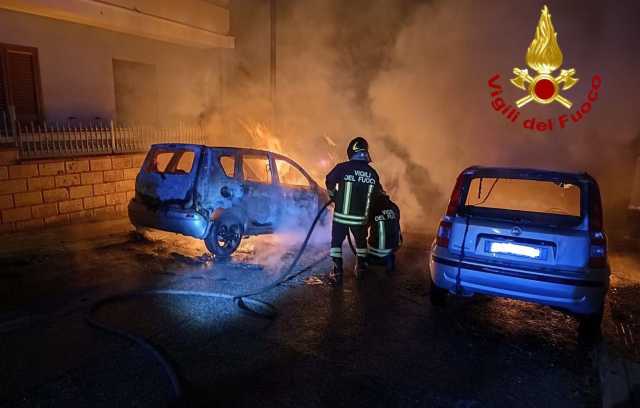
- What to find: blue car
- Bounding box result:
[429,166,609,336]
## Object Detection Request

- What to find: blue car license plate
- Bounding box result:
[485,241,546,260]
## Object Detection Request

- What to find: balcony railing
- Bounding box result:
[0,111,15,145]
[0,116,208,159]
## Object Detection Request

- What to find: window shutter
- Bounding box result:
[7,49,40,122]
[0,52,7,115]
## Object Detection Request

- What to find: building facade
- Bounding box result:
[0,0,233,126]
[0,0,238,233]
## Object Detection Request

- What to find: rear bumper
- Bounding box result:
[429,252,608,315]
[128,199,209,239]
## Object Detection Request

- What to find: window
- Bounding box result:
[465,177,581,217]
[146,149,195,174]
[275,159,310,187]
[219,155,235,177]
[0,43,43,124]
[154,152,173,172]
[175,151,195,173]
[243,155,272,184]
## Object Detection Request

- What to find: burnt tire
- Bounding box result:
[205,214,244,259]
[429,275,448,307]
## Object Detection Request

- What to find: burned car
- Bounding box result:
[129,144,329,257]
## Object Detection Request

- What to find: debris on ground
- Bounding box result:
[129,230,152,243]
[608,284,640,361]
[197,253,214,264]
[304,276,324,285]
[167,252,214,266]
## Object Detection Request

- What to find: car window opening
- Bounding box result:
[469,178,500,207]
[464,177,582,221]
[243,155,272,184]
[275,159,310,187]
[147,150,195,174]
[219,155,235,178]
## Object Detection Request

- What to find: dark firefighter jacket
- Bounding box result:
[368,196,401,257]
[325,160,382,226]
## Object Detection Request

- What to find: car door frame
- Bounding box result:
[137,144,203,205]
[200,147,243,211]
[238,150,282,228]
[272,153,320,222]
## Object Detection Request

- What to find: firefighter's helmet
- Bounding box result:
[347,137,371,162]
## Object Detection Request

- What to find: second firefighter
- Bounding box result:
[367,191,402,274]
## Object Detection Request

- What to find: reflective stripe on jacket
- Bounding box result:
[325,160,381,226]
[368,198,401,256]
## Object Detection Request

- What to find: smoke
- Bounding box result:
[366,0,640,228]
[215,0,640,234]
[235,202,332,274]
[378,134,442,222]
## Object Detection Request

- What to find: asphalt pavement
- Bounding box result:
[0,222,638,407]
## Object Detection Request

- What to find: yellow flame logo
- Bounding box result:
[526,6,562,75]
[510,5,578,109]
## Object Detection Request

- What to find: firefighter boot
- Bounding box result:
[329,258,343,287]
[385,254,396,275]
[354,257,368,280]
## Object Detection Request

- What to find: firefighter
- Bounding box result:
[325,137,382,286]
[367,190,402,274]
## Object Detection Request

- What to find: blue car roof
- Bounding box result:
[151,143,309,161]
[150,143,274,156]
[461,166,596,184]
[150,143,204,149]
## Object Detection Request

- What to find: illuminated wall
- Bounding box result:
[0,1,233,125]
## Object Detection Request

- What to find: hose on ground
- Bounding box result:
[85,290,279,400]
[86,199,333,403]
[233,200,333,313]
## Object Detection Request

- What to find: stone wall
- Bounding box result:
[0,149,145,233]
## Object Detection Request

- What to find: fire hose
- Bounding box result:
[86,199,335,404]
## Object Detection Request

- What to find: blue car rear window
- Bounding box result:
[145,149,195,174]
[461,177,585,226]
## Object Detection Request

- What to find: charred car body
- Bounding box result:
[129,144,329,257]
[430,166,609,335]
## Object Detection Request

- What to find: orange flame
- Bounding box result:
[238,121,336,186]
[239,120,292,179]
[240,121,284,154]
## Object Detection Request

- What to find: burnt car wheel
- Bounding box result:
[205,214,244,259]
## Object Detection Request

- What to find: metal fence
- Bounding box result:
[0,111,15,145]
[5,120,208,159]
